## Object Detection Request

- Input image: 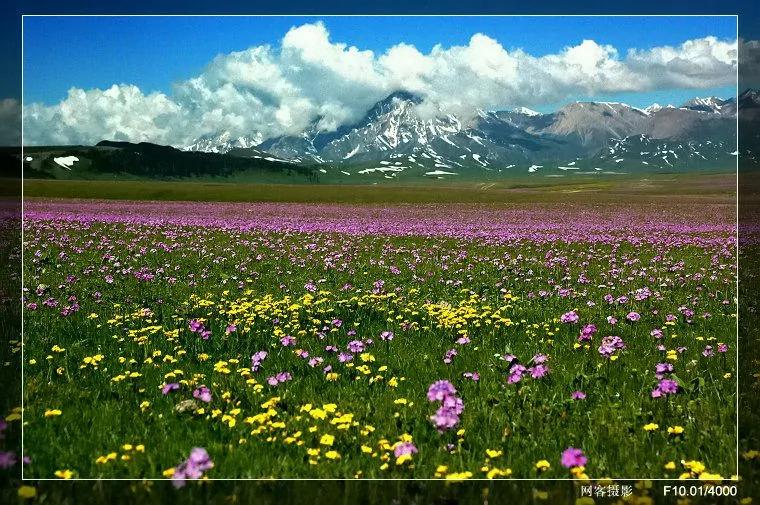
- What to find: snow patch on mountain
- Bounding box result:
[184,132,263,153]
[54,156,79,169]
[513,106,541,116]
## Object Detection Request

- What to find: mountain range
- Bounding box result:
[180,90,750,179]
[22,90,757,183]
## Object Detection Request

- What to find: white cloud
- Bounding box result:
[627,36,737,89]
[22,21,738,146]
[24,85,182,145]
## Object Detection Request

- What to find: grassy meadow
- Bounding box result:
[18,175,739,481]
[22,171,736,204]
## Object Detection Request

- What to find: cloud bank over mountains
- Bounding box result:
[21,22,739,146]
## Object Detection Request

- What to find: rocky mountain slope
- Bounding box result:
[174,90,750,178]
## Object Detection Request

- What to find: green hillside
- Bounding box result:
[22,141,319,183]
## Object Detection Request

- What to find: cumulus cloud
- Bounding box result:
[22,21,738,146]
[627,36,737,89]
[24,85,182,146]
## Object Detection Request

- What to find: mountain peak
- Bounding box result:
[361,91,424,123]
[680,96,730,113]
[384,90,422,103]
[183,132,263,154]
[372,90,421,107]
[513,106,541,116]
[643,103,662,114]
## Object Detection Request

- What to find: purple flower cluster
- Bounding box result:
[443,348,457,364]
[162,383,180,395]
[266,372,292,386]
[188,319,211,340]
[561,447,587,468]
[379,331,394,341]
[634,287,652,301]
[338,352,353,363]
[530,364,550,379]
[280,335,296,347]
[560,310,579,324]
[372,279,385,294]
[533,353,548,364]
[427,380,463,432]
[598,335,625,358]
[24,199,736,247]
[571,390,586,400]
[427,380,456,402]
[171,447,214,488]
[651,378,679,398]
[654,362,674,379]
[578,323,597,342]
[59,297,80,317]
[507,354,550,384]
[347,340,365,353]
[651,363,680,398]
[393,442,418,458]
[192,386,212,403]
[507,364,527,384]
[251,351,267,372]
[307,356,324,367]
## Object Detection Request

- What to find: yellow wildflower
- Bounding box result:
[54,469,74,479]
[18,486,37,499]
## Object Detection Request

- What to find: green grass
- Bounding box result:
[22,215,736,479]
[3,171,756,501]
[22,171,736,204]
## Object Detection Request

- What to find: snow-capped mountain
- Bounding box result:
[513,106,541,117]
[681,96,735,115]
[182,91,742,177]
[184,131,263,154]
[643,103,673,114]
[540,101,652,147]
[259,92,586,176]
[585,134,736,171]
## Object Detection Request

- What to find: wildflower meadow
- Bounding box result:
[19,197,737,482]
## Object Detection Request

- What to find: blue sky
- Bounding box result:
[23,15,737,110]
[20,15,741,146]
